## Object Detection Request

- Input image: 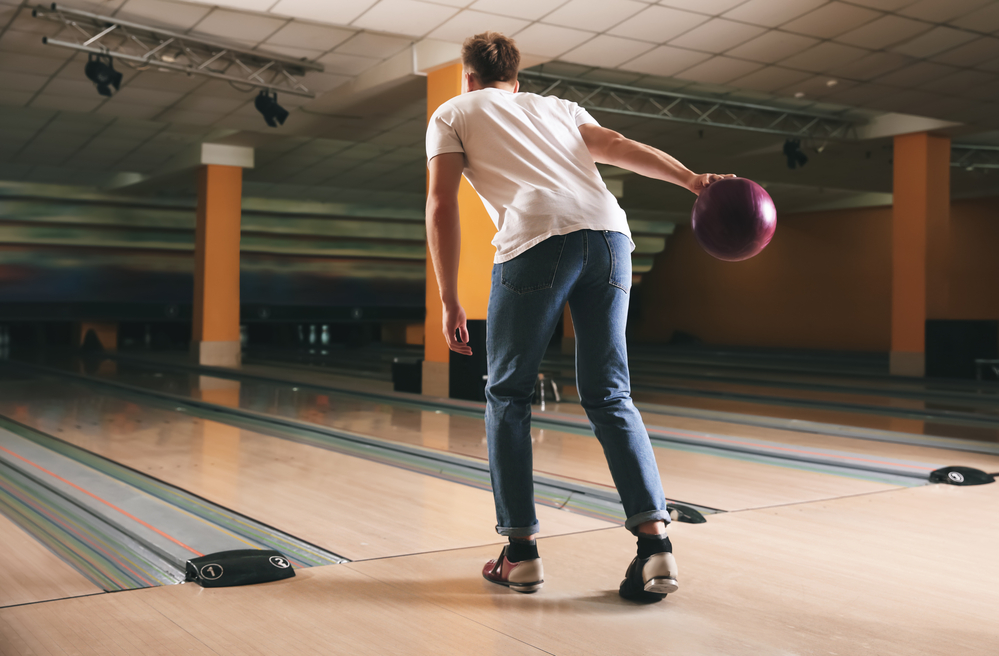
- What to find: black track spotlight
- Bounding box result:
[783,138,808,170]
[84,53,122,97]
[255,90,289,128]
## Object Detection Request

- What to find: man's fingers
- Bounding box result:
[443,327,473,355]
[459,324,469,344]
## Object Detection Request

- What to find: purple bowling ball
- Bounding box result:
[690,178,776,262]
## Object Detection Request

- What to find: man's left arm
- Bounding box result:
[426,152,472,356]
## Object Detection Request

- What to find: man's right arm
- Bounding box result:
[579,123,731,195]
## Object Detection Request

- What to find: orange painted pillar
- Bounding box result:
[890,132,951,376]
[424,62,497,396]
[561,304,575,355]
[192,164,243,367]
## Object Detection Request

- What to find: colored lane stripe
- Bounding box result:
[0,443,204,557]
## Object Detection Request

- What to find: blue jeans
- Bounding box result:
[485,229,670,538]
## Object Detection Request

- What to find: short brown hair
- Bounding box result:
[461,32,520,85]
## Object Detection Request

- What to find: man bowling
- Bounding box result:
[425,32,733,601]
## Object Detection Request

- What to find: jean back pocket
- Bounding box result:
[603,230,632,293]
[500,234,567,294]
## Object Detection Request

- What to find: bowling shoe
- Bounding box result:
[482,546,544,593]
[618,551,679,602]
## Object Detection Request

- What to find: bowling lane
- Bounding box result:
[0,512,102,607]
[243,348,999,443]
[0,377,611,561]
[625,388,999,444]
[628,374,999,419]
[22,358,931,511]
[102,354,999,470]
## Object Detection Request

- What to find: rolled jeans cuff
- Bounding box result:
[496,521,540,538]
[625,508,672,535]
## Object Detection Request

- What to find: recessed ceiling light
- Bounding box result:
[826,79,838,87]
[794,91,805,98]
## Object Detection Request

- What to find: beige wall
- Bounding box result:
[634,197,999,352]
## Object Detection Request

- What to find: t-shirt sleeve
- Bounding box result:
[572,103,599,128]
[426,106,464,162]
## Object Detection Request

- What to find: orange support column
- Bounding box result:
[423,62,497,396]
[561,304,575,355]
[891,132,951,376]
[192,164,243,367]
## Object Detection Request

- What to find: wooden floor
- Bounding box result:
[1,352,997,654]
[0,513,100,607]
[2,484,995,655]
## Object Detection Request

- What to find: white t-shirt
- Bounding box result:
[426,88,634,263]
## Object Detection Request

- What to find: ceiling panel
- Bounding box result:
[864,88,945,114]
[620,45,712,77]
[179,0,275,11]
[890,26,979,59]
[467,0,569,22]
[561,34,655,69]
[7,7,73,35]
[825,51,914,81]
[607,6,709,44]
[316,52,380,76]
[172,95,246,114]
[674,56,763,85]
[427,10,530,43]
[42,77,101,97]
[0,29,77,59]
[335,32,412,59]
[269,0,377,25]
[899,0,992,22]
[351,0,459,38]
[264,44,325,60]
[657,0,746,16]
[722,0,826,28]
[115,0,212,30]
[778,41,870,73]
[265,21,355,51]
[920,69,996,95]
[875,61,959,87]
[949,2,999,32]
[728,65,812,92]
[0,52,69,76]
[846,0,918,10]
[541,0,646,33]
[668,18,767,53]
[0,91,34,108]
[726,31,819,64]
[932,37,999,67]
[191,9,288,44]
[97,99,162,119]
[774,74,858,100]
[820,82,894,106]
[835,15,931,50]
[511,23,594,58]
[781,3,882,39]
[125,71,207,94]
[30,94,104,113]
[111,86,186,106]
[0,71,50,92]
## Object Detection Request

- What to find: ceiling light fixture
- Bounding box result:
[84,53,122,97]
[826,79,838,87]
[255,90,289,128]
[793,91,805,98]
[783,139,808,169]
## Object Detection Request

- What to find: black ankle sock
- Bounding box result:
[506,538,539,562]
[636,533,672,560]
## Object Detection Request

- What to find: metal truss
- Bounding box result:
[950,144,999,170]
[518,71,857,141]
[33,3,323,98]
